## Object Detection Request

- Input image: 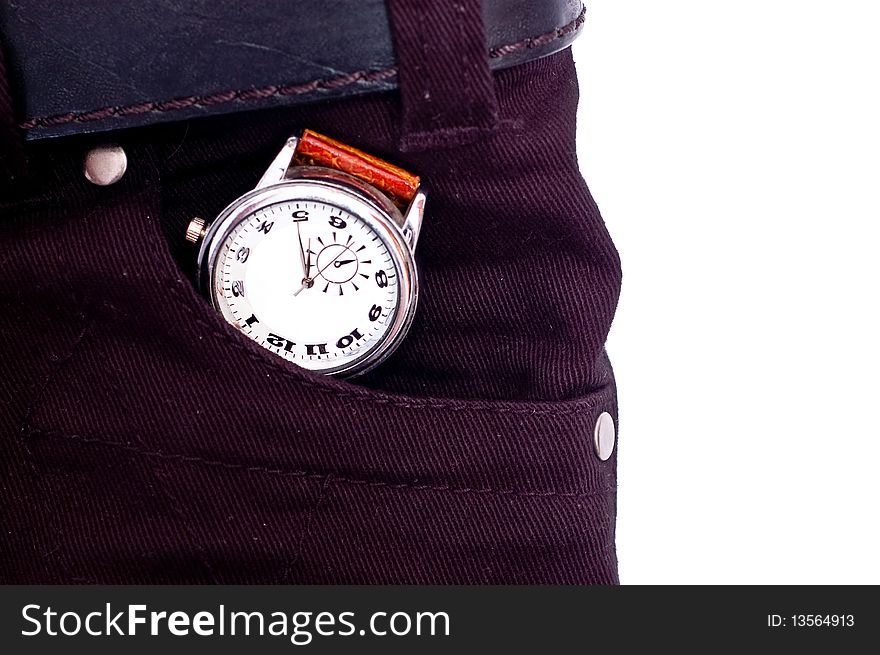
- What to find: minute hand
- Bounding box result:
[295,223,308,276]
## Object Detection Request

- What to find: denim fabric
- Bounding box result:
[0,48,621,584]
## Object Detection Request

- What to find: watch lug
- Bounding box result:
[255,136,299,188]
[401,188,426,251]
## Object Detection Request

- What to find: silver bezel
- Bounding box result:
[196,168,419,378]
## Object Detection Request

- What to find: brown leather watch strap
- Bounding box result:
[293,129,420,207]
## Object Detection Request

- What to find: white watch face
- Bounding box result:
[208,192,412,375]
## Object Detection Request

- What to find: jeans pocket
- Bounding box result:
[12,174,618,581]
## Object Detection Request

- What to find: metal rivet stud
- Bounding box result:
[83,145,127,186]
[593,411,616,461]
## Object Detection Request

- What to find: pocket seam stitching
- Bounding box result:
[28,428,615,500]
[166,276,608,417]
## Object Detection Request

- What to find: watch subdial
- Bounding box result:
[312,237,370,295]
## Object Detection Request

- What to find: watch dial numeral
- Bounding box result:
[306,343,328,356]
[258,220,275,234]
[328,216,347,229]
[368,304,382,321]
[244,314,259,327]
[375,269,388,288]
[236,246,250,263]
[292,210,309,221]
[231,280,245,297]
[266,333,296,352]
[336,328,364,349]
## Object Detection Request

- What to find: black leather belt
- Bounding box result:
[0,0,585,141]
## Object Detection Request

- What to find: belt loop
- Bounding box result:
[386,0,501,152]
[0,41,26,186]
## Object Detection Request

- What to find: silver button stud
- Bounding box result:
[83,145,127,186]
[593,411,616,461]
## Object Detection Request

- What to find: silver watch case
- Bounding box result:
[194,136,424,378]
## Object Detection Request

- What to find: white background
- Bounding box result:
[572,1,880,584]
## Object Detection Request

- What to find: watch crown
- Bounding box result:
[185,216,208,244]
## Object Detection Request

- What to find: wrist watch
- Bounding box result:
[185,130,426,378]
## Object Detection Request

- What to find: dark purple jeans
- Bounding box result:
[0,46,621,583]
